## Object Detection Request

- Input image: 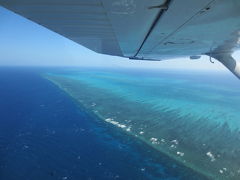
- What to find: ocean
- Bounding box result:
[0,67,240,180]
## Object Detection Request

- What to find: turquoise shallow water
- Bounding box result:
[59,69,240,128]
[1,67,204,180]
[45,68,240,179]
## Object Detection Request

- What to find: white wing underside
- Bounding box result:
[1,0,240,65]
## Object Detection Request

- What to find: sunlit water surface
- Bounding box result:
[45,67,240,180]
[0,67,210,180]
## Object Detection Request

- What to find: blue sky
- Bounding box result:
[0,6,237,71]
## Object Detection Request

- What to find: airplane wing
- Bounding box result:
[1,0,240,78]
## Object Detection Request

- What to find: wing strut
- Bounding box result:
[209,53,240,79]
[133,0,172,58]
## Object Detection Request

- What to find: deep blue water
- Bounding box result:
[0,67,202,180]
